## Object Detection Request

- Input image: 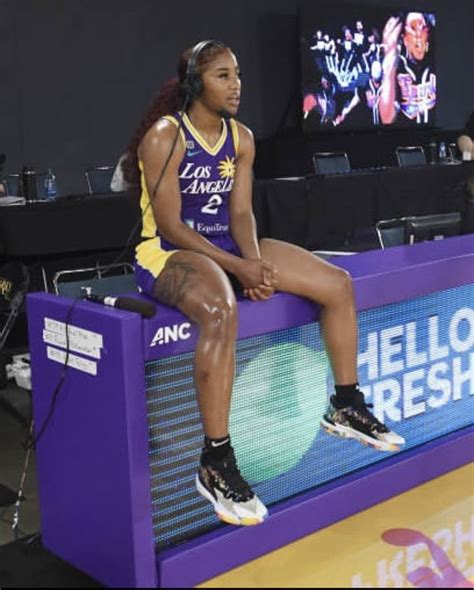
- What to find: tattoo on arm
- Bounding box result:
[152,259,197,307]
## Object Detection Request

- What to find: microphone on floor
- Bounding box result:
[84,293,156,318]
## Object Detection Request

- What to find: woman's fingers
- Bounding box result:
[244,285,274,301]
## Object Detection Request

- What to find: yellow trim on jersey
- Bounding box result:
[138,160,157,239]
[182,112,227,155]
[135,237,178,279]
[162,115,186,146]
[139,115,186,240]
[229,118,240,155]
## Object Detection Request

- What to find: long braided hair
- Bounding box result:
[122,43,228,191]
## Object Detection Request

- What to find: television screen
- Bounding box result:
[300,1,436,132]
[406,213,461,244]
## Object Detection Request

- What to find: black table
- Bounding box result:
[0,164,472,260]
[0,192,141,258]
[253,178,309,248]
[259,162,474,250]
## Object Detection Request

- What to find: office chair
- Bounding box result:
[53,263,137,298]
[395,146,427,167]
[312,152,351,175]
[85,165,115,195]
[375,217,409,249]
[3,175,19,196]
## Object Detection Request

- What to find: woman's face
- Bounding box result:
[403,14,429,61]
[199,49,241,116]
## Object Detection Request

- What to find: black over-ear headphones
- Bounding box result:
[181,39,226,101]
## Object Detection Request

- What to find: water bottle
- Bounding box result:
[44,168,57,200]
[448,143,458,162]
[439,141,447,162]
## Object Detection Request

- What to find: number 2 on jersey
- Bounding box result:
[201,194,223,215]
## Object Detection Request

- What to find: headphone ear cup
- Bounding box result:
[193,75,203,97]
[181,77,192,97]
[183,73,203,98]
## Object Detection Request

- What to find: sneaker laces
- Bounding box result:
[213,449,254,502]
[353,391,389,433]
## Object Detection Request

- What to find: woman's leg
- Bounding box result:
[152,250,268,524]
[152,251,237,438]
[259,238,357,384]
[259,238,405,452]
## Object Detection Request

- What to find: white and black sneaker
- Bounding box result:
[320,391,405,452]
[196,447,268,526]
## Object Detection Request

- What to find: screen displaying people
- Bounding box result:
[300,1,436,131]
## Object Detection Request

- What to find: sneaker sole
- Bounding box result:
[195,475,267,526]
[320,418,400,453]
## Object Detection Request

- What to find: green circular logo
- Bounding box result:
[230,342,329,483]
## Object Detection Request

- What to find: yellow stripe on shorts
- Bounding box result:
[135,237,178,279]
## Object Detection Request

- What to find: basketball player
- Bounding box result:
[380,12,436,125]
[123,41,405,527]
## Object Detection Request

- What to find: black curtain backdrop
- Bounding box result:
[0,0,473,194]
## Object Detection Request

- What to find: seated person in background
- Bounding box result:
[457,110,474,161]
[110,152,134,192]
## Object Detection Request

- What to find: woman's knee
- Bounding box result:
[174,254,237,329]
[331,268,354,302]
[193,295,238,334]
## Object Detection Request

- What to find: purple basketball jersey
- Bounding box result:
[159,112,240,254]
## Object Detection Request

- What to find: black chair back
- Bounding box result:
[312,152,351,175]
[85,166,115,194]
[375,218,408,249]
[396,146,427,167]
[4,172,48,199]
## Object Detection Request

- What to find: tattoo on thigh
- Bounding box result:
[153,259,197,307]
